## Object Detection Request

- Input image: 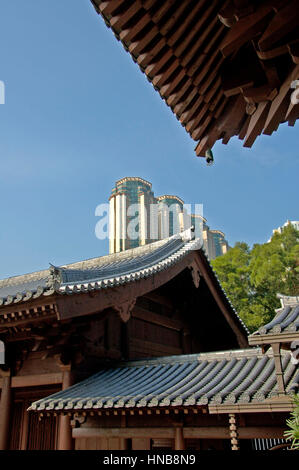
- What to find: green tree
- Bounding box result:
[284,394,299,450]
[211,224,299,332]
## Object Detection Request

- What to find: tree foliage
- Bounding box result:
[211,224,299,332]
[284,394,299,450]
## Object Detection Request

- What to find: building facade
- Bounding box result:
[109,177,156,253]
[0,229,297,451]
[157,195,185,239]
[272,220,299,237]
[210,230,230,259]
[109,177,229,260]
[0,229,250,451]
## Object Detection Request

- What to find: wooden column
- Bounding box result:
[58,365,73,450]
[174,427,185,450]
[20,403,29,450]
[272,343,285,395]
[0,370,11,450]
[119,438,128,450]
[229,414,239,451]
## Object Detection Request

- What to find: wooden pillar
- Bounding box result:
[272,343,285,395]
[119,438,128,450]
[58,365,73,450]
[0,370,11,450]
[229,414,239,451]
[174,427,185,450]
[20,403,29,450]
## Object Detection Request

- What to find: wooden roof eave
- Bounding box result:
[249,332,299,347]
[0,296,59,330]
[208,394,295,414]
[90,0,299,158]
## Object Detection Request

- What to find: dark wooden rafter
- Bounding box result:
[91,0,299,158]
[0,303,58,329]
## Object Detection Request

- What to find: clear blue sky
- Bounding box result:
[0,1,298,279]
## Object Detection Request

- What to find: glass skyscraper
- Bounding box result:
[109,177,230,259]
[109,177,156,253]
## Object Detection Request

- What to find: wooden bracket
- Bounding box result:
[70,413,86,429]
[115,298,136,323]
[189,263,201,289]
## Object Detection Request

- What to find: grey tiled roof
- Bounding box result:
[0,229,248,335]
[256,302,299,336]
[0,232,195,306]
[28,348,298,411]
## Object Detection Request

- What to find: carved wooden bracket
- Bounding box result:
[71,413,86,428]
[189,263,201,289]
[114,298,136,323]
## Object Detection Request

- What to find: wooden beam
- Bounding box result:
[220,6,273,57]
[149,1,187,32]
[191,114,213,141]
[180,96,204,126]
[97,1,125,17]
[186,105,210,135]
[263,65,299,134]
[271,343,285,396]
[73,427,175,439]
[137,38,166,68]
[72,425,286,440]
[0,373,63,389]
[119,13,151,43]
[0,371,11,450]
[173,87,198,116]
[0,298,57,316]
[20,403,29,450]
[242,84,278,103]
[181,7,219,68]
[249,331,299,346]
[132,308,182,331]
[174,427,185,450]
[288,42,299,64]
[288,105,299,126]
[216,94,247,139]
[167,0,206,50]
[238,115,250,139]
[58,365,74,450]
[218,2,237,27]
[258,1,299,52]
[109,3,141,31]
[166,77,193,107]
[209,396,295,414]
[243,101,270,147]
[129,28,159,56]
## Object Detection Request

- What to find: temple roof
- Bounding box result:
[90,0,299,158]
[28,347,298,412]
[0,230,246,335]
[0,232,193,306]
[249,295,299,345]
